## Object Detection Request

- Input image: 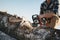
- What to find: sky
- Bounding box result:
[0,0,45,22]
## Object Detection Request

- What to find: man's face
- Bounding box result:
[46,0,51,4]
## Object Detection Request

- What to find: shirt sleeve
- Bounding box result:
[40,4,44,15]
[53,0,59,13]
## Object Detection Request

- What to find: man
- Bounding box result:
[39,0,59,27]
[40,0,59,15]
[39,0,60,38]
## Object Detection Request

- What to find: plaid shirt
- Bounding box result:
[40,0,59,14]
